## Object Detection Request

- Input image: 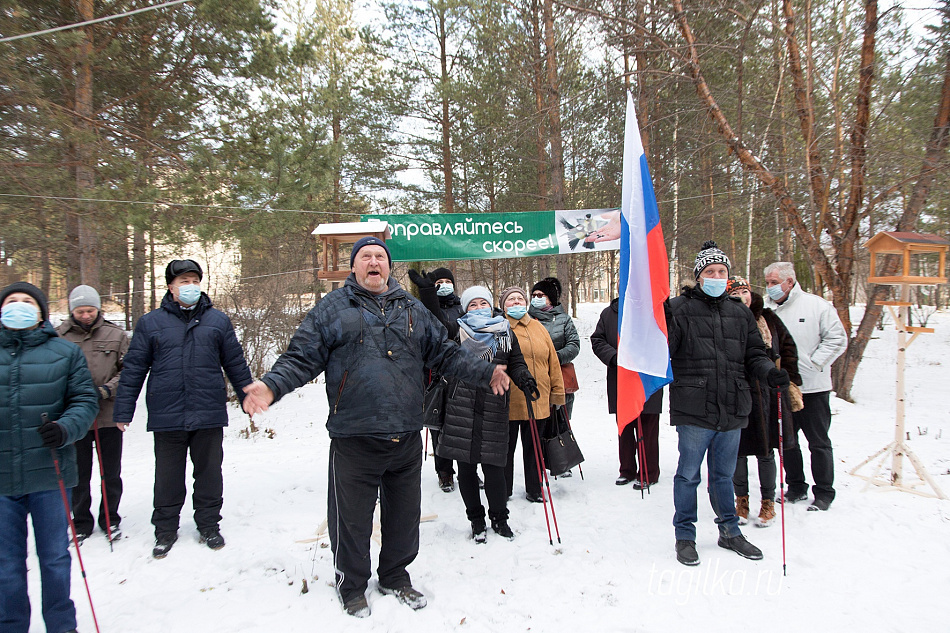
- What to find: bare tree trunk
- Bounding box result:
[438,8,454,214]
[132,225,146,324]
[75,0,99,288]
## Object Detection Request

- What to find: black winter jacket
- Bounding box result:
[665,285,774,432]
[739,293,801,456]
[528,304,580,365]
[438,328,534,467]
[113,293,253,431]
[261,275,496,439]
[1,321,98,495]
[418,287,466,341]
[590,298,663,416]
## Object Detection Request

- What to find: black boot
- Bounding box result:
[152,532,178,559]
[489,512,513,539]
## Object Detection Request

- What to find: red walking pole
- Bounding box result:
[44,415,101,633]
[777,393,788,576]
[91,420,117,550]
[526,399,561,544]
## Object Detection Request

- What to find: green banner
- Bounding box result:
[361,209,620,262]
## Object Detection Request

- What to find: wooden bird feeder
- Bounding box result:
[850,230,948,500]
[865,231,948,286]
[311,221,391,283]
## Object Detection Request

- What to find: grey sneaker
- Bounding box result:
[379,585,427,610]
[718,534,763,560]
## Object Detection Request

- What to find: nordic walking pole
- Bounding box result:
[777,393,787,577]
[559,405,584,480]
[636,415,651,495]
[44,414,101,633]
[91,420,116,551]
[631,420,644,499]
[525,399,553,544]
[527,399,561,544]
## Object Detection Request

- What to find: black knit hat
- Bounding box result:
[165,259,203,285]
[531,277,562,306]
[428,267,455,285]
[0,281,49,322]
[350,236,392,267]
[693,241,731,279]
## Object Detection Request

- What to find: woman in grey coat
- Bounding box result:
[527,277,580,418]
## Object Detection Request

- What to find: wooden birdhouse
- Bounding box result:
[865,231,949,286]
[311,221,391,282]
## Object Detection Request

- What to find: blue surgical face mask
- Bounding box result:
[701,277,727,297]
[1,302,40,330]
[436,283,454,297]
[468,307,492,318]
[506,305,528,320]
[531,297,547,309]
[177,284,201,306]
[766,284,787,301]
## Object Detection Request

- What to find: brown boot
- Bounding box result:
[736,495,750,525]
[757,499,776,527]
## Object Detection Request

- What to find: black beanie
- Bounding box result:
[165,259,204,285]
[428,267,455,285]
[531,277,562,306]
[0,281,49,322]
[350,236,392,267]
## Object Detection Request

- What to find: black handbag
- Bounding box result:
[422,375,448,430]
[542,405,584,476]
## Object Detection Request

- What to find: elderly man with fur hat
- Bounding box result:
[665,242,788,566]
[114,259,253,559]
[1,281,98,633]
[242,237,511,618]
[57,285,130,544]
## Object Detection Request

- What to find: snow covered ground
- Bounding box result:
[32,303,950,632]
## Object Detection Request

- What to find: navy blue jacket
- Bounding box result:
[261,275,496,439]
[1,321,98,495]
[113,293,252,431]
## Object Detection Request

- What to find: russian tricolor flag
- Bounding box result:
[617,92,673,432]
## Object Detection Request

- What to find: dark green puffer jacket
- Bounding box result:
[528,305,580,365]
[1,321,99,495]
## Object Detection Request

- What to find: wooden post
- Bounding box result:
[891,283,909,487]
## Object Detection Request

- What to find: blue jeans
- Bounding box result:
[673,425,742,541]
[0,489,77,633]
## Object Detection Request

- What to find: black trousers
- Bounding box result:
[152,428,224,536]
[618,413,660,483]
[505,417,552,499]
[327,433,422,604]
[71,424,123,534]
[733,452,776,500]
[783,391,835,502]
[457,461,508,523]
[429,429,455,476]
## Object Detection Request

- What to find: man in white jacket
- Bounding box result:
[764,262,848,511]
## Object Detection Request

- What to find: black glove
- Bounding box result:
[521,378,540,402]
[767,368,790,389]
[38,420,65,448]
[407,269,434,289]
[97,385,111,400]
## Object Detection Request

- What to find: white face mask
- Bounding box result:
[437,283,454,297]
[766,284,787,301]
[531,297,547,309]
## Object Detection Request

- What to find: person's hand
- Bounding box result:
[585,210,621,243]
[243,380,275,416]
[407,269,435,289]
[520,377,540,401]
[116,423,129,432]
[767,368,790,388]
[489,364,510,395]
[38,420,65,448]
